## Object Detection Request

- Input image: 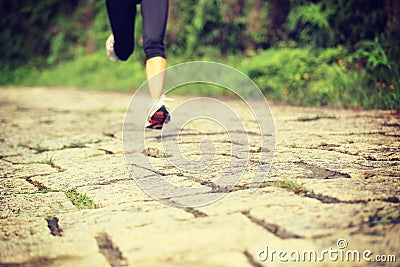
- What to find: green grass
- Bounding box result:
[290,143,302,149]
[2,189,62,195]
[27,157,55,166]
[102,132,115,138]
[3,46,399,110]
[17,143,27,148]
[297,113,336,121]
[31,51,147,91]
[18,141,94,152]
[41,157,55,165]
[65,187,96,209]
[318,142,328,147]
[39,119,54,124]
[62,142,86,149]
[86,108,113,117]
[61,140,102,149]
[37,157,54,165]
[274,179,306,194]
[368,209,400,227]
[16,143,50,154]
[32,144,50,154]
[144,147,171,158]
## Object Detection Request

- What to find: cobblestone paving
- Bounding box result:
[0,87,399,266]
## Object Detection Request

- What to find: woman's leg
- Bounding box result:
[141,0,169,100]
[145,56,167,99]
[105,0,138,61]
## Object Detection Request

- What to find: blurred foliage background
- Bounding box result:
[0,0,399,110]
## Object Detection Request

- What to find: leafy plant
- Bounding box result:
[297,114,336,121]
[274,179,306,194]
[286,2,334,47]
[349,37,399,109]
[65,187,96,209]
[32,144,50,154]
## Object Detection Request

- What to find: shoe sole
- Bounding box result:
[146,117,171,130]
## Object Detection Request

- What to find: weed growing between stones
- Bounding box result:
[65,187,96,209]
[143,147,171,158]
[368,209,400,227]
[273,179,307,194]
[32,144,50,154]
[39,119,54,124]
[102,132,116,138]
[27,157,55,166]
[297,113,336,122]
[61,142,86,149]
[290,143,303,149]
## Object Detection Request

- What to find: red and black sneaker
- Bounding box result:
[146,96,172,130]
[146,105,171,130]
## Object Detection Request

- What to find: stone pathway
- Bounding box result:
[0,87,399,267]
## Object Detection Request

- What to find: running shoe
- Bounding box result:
[146,96,172,130]
[105,34,119,62]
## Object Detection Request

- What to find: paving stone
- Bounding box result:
[0,217,109,266]
[105,213,322,267]
[0,87,399,267]
[0,178,37,194]
[0,192,76,218]
[0,161,59,179]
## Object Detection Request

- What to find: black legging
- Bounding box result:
[106,0,168,61]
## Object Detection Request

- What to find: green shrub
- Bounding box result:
[241,47,345,106]
[348,37,399,110]
[3,45,398,111]
[238,46,399,110]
